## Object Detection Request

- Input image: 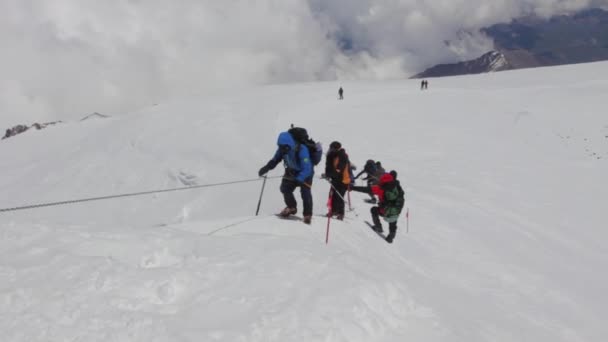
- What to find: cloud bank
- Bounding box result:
[0,0,604,124]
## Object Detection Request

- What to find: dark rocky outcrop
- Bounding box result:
[2,121,62,140]
[413,51,511,78]
[80,112,110,121]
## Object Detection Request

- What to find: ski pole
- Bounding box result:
[323,178,347,202]
[255,176,268,216]
[326,188,333,244]
[324,178,358,217]
[347,187,352,211]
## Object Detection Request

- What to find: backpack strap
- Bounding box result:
[294,142,305,168]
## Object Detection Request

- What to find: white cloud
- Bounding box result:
[0,0,603,125]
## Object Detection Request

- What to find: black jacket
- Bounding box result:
[325,148,350,183]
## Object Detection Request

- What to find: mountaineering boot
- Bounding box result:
[374,224,383,233]
[279,207,297,217]
[336,214,344,221]
[303,215,312,224]
[385,235,394,243]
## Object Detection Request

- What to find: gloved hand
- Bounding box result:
[320,173,327,179]
[258,165,270,177]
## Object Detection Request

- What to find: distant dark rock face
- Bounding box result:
[485,8,608,66]
[2,112,108,140]
[413,51,511,78]
[414,8,608,78]
[80,112,110,121]
[2,121,61,140]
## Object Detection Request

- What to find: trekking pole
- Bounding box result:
[323,178,358,218]
[326,188,333,244]
[323,178,347,202]
[255,176,268,216]
[347,188,353,211]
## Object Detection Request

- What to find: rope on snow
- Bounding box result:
[0,176,283,213]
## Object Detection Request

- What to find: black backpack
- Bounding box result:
[288,127,323,166]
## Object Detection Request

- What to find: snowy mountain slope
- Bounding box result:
[1,62,608,341]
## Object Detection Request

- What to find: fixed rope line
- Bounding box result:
[0,176,283,213]
[206,216,266,236]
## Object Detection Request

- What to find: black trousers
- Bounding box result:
[371,207,397,239]
[366,179,377,200]
[280,177,313,216]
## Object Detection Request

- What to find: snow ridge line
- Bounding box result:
[0,176,283,213]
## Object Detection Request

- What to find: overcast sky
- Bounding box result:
[1,0,605,125]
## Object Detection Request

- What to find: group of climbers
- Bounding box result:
[258,126,405,243]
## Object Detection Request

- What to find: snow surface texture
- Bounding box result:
[1,62,607,341]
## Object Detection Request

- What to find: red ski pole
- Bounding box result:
[326,188,334,244]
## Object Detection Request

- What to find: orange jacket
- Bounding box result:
[325,148,351,184]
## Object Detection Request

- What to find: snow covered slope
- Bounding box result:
[1,62,607,341]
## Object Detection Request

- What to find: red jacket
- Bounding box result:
[371,173,394,208]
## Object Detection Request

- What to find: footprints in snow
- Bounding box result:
[137,248,185,305]
[556,130,608,160]
[140,247,183,269]
[93,247,189,310]
[168,169,199,186]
